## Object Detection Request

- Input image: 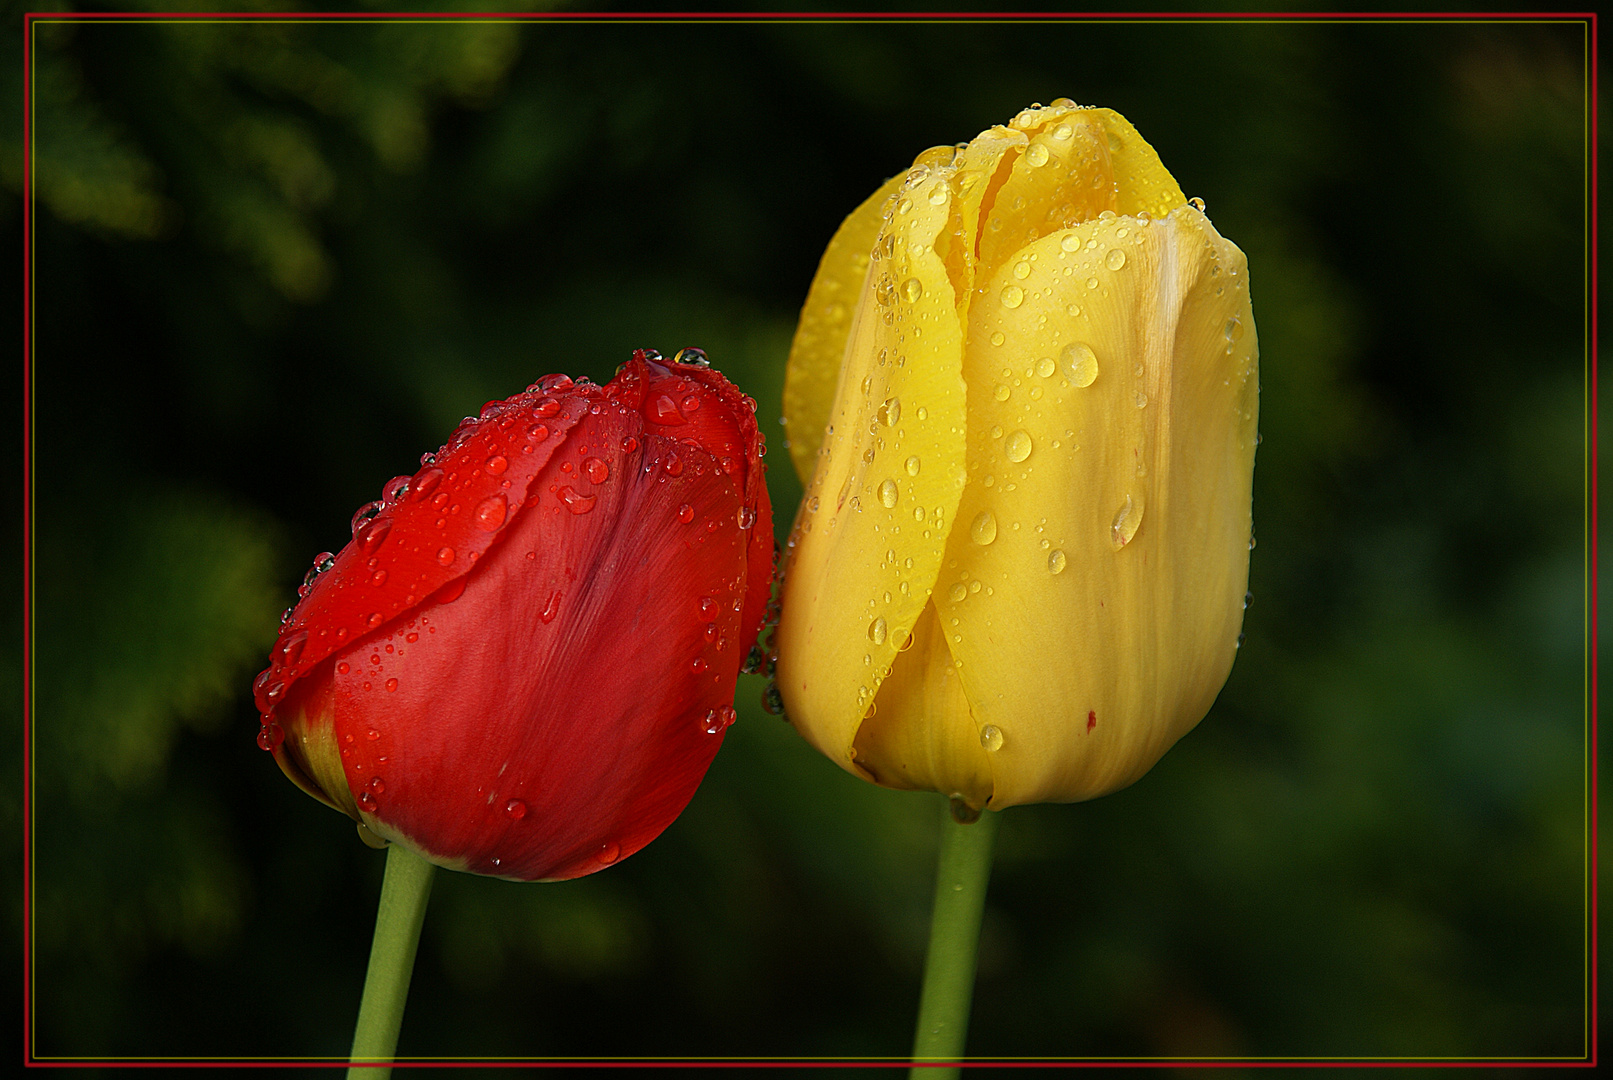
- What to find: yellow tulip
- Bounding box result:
[776,101,1257,812]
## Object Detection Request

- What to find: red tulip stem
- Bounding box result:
[346,843,436,1079]
[909,799,1000,1078]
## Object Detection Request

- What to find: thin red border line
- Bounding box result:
[1580,6,1593,1076]
[15,9,1602,18]
[21,11,34,1075]
[25,8,1600,1076]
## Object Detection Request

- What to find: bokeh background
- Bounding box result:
[12,5,1597,1066]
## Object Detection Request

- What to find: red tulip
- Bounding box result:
[252,349,773,881]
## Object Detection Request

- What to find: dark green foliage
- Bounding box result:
[17,11,1591,1063]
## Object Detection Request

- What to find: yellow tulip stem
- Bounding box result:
[347,843,435,1079]
[910,799,1000,1078]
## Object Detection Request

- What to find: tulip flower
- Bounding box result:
[777,101,1257,814]
[253,348,773,882]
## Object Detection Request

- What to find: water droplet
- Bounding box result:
[663,452,684,477]
[370,569,388,587]
[1190,196,1207,212]
[528,424,551,443]
[677,503,695,524]
[901,277,923,303]
[673,346,710,367]
[737,505,757,529]
[1000,285,1025,309]
[356,791,377,813]
[485,455,508,476]
[337,662,350,674]
[1224,316,1245,343]
[598,842,621,865]
[436,577,467,604]
[1111,496,1142,548]
[1035,357,1057,379]
[868,617,888,645]
[993,383,1011,403]
[1013,260,1032,281]
[980,724,1004,752]
[256,722,284,752]
[540,590,562,624]
[533,396,562,418]
[411,468,443,501]
[876,396,901,426]
[436,546,456,566]
[1244,590,1253,610]
[902,456,921,480]
[474,493,508,531]
[276,629,308,666]
[558,486,597,514]
[1105,248,1127,271]
[1004,430,1033,463]
[948,582,967,603]
[648,394,685,425]
[357,517,393,554]
[350,501,383,535]
[1025,142,1050,167]
[949,795,981,825]
[1135,390,1148,409]
[1062,343,1099,387]
[1060,233,1081,253]
[584,457,610,484]
[970,510,998,546]
[878,479,900,509]
[1052,122,1073,141]
[385,678,398,692]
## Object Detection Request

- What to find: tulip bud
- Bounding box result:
[777,102,1257,812]
[254,349,773,881]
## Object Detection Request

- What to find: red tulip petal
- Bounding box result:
[255,383,593,719]
[329,394,753,880]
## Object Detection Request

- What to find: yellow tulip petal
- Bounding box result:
[777,169,970,777]
[942,205,1257,808]
[784,172,905,483]
[854,601,992,808]
[977,104,1118,275]
[1093,108,1188,221]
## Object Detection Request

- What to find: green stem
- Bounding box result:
[910,798,1000,1079]
[347,843,436,1079]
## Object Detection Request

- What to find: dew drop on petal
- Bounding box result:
[505,799,527,821]
[474,493,508,531]
[1105,248,1127,271]
[1048,549,1067,575]
[485,455,508,475]
[584,457,610,484]
[1062,343,1099,387]
[558,486,597,514]
[540,590,562,624]
[980,724,1004,752]
[970,510,998,546]
[879,479,900,509]
[598,842,621,865]
[436,546,456,566]
[1000,285,1025,309]
[868,617,888,645]
[677,503,695,524]
[1004,430,1033,463]
[359,518,392,554]
[949,583,968,603]
[1111,495,1142,549]
[901,277,923,303]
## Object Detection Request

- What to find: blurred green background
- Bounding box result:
[12,5,1597,1065]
